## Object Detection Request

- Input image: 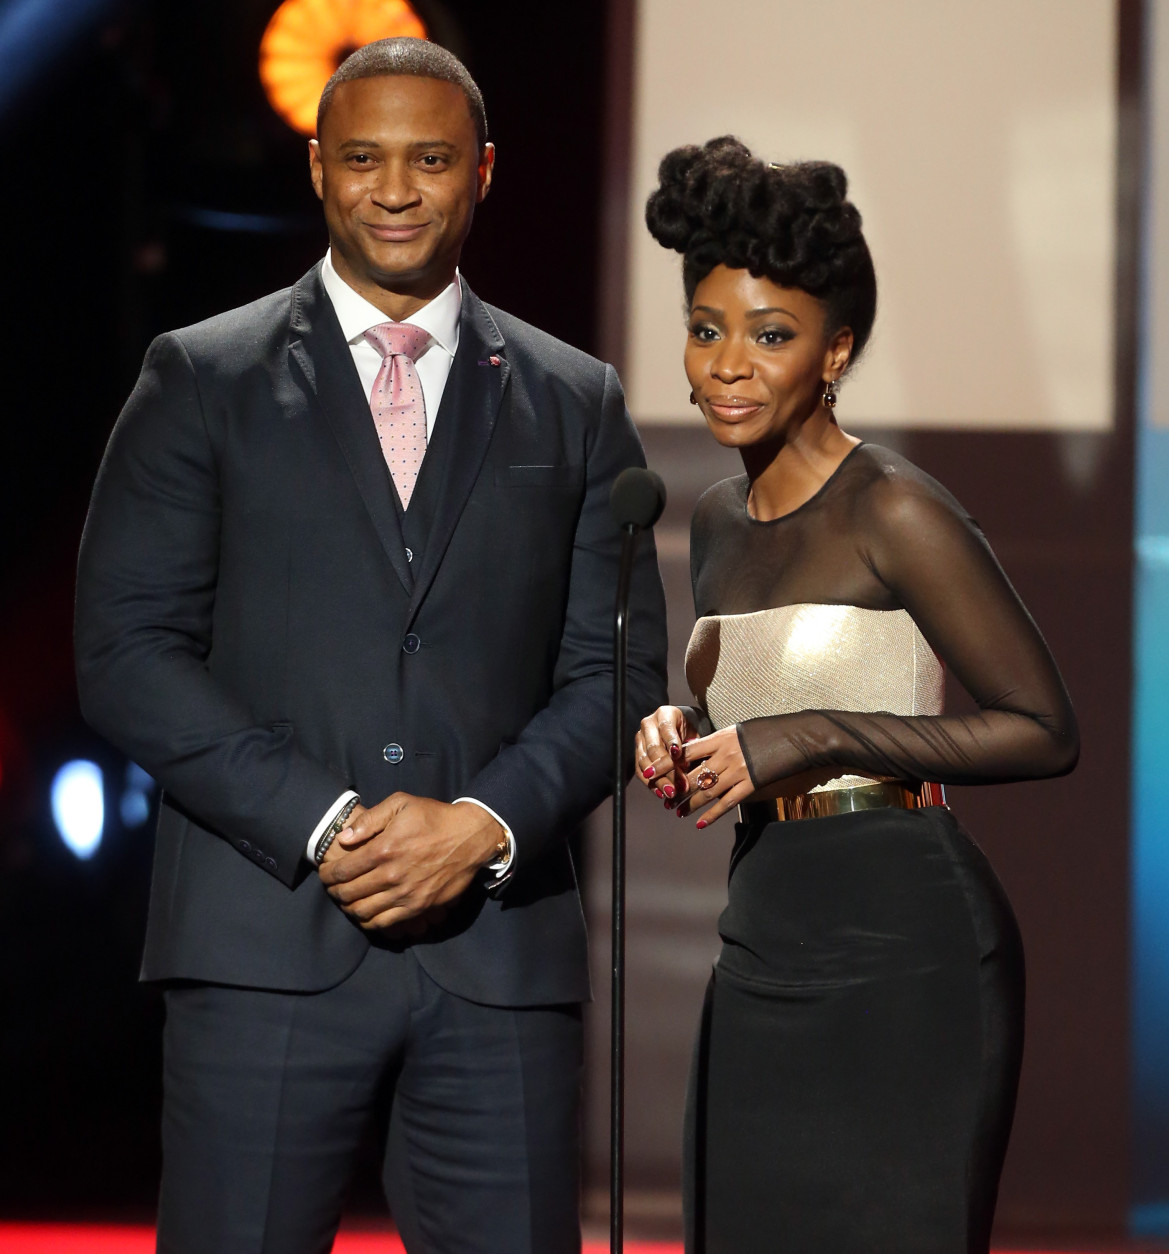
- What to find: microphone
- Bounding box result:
[610,466,667,532]
[607,463,666,1254]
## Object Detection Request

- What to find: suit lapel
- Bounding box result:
[405,279,508,623]
[288,266,414,596]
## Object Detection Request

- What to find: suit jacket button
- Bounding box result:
[265,857,277,871]
[240,840,251,853]
[402,633,421,654]
[383,743,404,764]
[405,547,413,563]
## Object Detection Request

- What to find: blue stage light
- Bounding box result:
[50,759,105,859]
[119,787,150,828]
[0,0,120,119]
[171,206,322,235]
[119,760,154,828]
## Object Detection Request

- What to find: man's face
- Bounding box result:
[309,75,493,308]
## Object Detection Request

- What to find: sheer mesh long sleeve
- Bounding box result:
[687,444,1078,791]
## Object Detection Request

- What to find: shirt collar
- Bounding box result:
[320,249,462,357]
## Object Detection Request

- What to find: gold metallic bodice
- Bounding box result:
[685,604,944,794]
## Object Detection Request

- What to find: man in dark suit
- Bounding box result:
[75,37,667,1254]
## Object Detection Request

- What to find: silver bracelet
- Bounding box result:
[314,797,359,866]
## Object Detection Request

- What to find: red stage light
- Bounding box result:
[0,1231,682,1253]
[0,1230,1152,1254]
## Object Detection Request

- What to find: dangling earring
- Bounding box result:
[689,391,698,406]
[823,379,838,410]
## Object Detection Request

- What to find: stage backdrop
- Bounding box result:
[623,0,1116,432]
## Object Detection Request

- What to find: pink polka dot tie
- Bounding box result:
[364,322,432,510]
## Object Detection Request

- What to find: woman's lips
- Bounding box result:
[704,397,765,419]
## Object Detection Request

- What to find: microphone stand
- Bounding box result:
[611,520,639,1254]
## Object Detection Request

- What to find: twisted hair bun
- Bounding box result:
[645,136,876,363]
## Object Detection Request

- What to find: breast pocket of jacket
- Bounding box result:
[494,463,581,491]
[480,464,581,578]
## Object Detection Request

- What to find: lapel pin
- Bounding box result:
[477,355,503,367]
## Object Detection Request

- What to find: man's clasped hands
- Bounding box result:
[316,794,505,937]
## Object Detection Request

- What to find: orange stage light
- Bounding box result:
[259,0,428,136]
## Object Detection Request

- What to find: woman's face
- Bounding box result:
[684,264,851,449]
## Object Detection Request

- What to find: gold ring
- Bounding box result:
[696,768,719,791]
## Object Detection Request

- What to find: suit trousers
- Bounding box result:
[156,943,584,1254]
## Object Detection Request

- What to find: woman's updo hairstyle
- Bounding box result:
[645,136,877,366]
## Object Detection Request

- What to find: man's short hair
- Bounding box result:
[317,37,488,148]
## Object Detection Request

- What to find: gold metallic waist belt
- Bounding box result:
[739,780,946,825]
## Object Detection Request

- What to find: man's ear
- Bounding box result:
[477,143,496,204]
[308,138,324,201]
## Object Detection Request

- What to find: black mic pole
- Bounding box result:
[611,520,636,1254]
[608,467,666,1254]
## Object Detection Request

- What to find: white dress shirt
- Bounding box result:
[306,253,515,878]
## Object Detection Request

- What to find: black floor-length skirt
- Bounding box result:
[683,805,1025,1254]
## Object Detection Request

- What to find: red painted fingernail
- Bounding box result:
[654,788,664,799]
[663,785,675,799]
[696,819,708,830]
[645,766,656,779]
[676,809,687,819]
[669,744,681,759]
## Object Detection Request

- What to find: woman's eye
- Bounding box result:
[758,328,792,346]
[689,324,719,342]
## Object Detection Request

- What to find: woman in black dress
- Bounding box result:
[633,138,1079,1254]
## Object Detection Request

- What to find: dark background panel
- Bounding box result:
[891,429,1132,1237]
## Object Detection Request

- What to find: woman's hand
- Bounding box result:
[667,727,757,828]
[635,706,701,800]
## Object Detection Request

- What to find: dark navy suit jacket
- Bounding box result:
[75,265,668,1006]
